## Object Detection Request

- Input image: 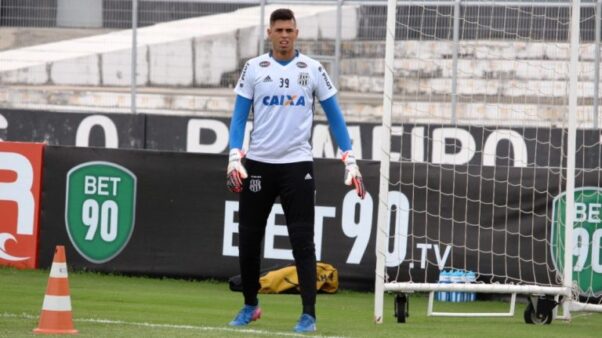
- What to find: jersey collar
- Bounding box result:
[269,49,299,66]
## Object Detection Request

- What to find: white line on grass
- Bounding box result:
[2,312,348,338]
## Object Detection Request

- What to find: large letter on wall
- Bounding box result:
[432,128,476,165]
[482,129,528,167]
[0,114,7,141]
[187,119,229,153]
[76,115,119,148]
[0,142,44,269]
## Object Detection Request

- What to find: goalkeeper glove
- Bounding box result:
[227,148,248,193]
[341,151,366,199]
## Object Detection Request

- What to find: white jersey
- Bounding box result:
[234,51,337,163]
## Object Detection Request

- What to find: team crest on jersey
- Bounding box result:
[298,72,309,86]
[259,61,271,68]
[249,176,262,192]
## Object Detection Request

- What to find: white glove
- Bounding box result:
[226,148,248,193]
[341,151,366,199]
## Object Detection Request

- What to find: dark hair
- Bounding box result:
[270,8,295,25]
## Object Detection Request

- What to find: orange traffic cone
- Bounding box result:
[33,245,78,334]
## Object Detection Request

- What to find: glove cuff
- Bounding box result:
[341,150,356,165]
[229,148,245,161]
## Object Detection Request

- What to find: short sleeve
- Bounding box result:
[314,63,338,101]
[234,61,254,99]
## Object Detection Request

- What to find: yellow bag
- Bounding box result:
[257,262,339,294]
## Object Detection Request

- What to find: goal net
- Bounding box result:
[373,0,602,322]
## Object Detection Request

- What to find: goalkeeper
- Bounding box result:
[226,8,366,333]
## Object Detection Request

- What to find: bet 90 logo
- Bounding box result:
[551,187,602,297]
[66,161,136,263]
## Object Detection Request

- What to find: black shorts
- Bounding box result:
[239,159,315,230]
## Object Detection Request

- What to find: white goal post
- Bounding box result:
[374,0,602,324]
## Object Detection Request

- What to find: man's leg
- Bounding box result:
[238,160,277,306]
[280,162,317,320]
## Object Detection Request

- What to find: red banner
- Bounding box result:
[0,141,44,268]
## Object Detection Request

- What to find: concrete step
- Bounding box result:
[299,39,600,61]
[339,58,597,81]
[339,75,600,98]
[1,85,597,127]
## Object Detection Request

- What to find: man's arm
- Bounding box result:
[320,95,366,199]
[227,95,253,192]
[319,95,352,151]
[229,95,253,150]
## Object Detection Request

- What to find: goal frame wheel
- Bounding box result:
[524,296,556,325]
[394,293,409,323]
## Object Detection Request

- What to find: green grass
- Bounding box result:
[1,267,601,337]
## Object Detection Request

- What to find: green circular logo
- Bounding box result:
[552,187,602,296]
[65,161,136,263]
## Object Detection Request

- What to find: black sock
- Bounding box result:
[303,305,315,319]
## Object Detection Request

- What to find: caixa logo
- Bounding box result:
[262,95,306,106]
[65,161,137,263]
[0,142,44,269]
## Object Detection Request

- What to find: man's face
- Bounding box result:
[267,19,298,56]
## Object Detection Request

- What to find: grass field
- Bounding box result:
[2,267,602,337]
